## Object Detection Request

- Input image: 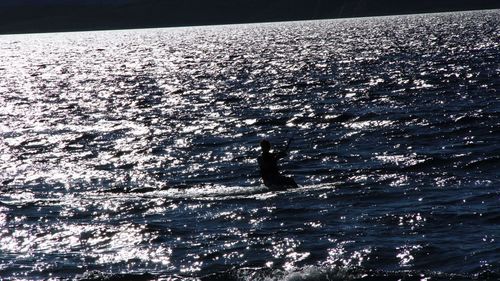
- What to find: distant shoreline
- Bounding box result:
[0,0,498,35]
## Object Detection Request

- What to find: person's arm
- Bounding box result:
[276,151,286,159]
[276,138,293,159]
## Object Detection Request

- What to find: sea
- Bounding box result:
[0,9,499,281]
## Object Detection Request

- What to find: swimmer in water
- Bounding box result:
[258,139,298,190]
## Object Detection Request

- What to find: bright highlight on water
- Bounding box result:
[0,10,499,281]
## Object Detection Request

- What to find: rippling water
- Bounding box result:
[0,10,499,281]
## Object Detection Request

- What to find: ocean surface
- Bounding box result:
[0,10,499,281]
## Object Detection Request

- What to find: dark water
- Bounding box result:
[0,10,499,281]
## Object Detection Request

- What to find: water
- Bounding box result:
[0,10,499,281]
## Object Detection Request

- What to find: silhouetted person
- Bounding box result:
[258,139,298,190]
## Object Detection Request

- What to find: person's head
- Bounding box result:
[260,139,271,153]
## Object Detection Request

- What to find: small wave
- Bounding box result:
[142,184,270,200]
[74,266,500,281]
[77,271,156,281]
[198,266,498,281]
[463,156,500,171]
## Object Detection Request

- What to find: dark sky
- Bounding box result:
[0,0,130,6]
[0,0,499,34]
